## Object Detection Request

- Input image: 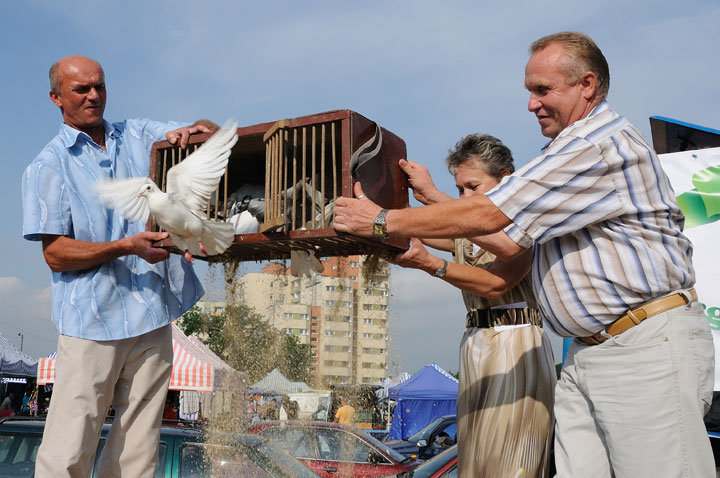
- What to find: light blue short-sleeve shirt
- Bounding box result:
[22,119,205,341]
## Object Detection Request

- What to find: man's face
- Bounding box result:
[524,43,587,139]
[50,57,106,132]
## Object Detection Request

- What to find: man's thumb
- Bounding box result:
[353,181,365,198]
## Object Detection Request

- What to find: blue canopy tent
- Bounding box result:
[387,363,458,441]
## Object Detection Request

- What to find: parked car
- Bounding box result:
[385,415,457,460]
[0,417,318,477]
[395,445,458,478]
[365,429,390,442]
[246,420,417,477]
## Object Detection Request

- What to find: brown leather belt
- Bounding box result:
[578,289,697,345]
[466,307,542,329]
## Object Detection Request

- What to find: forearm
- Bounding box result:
[419,256,518,299]
[42,235,133,272]
[420,238,455,252]
[419,189,454,206]
[386,196,510,239]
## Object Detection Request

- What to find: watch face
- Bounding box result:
[374,224,386,238]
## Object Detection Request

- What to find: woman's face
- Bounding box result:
[454,158,506,198]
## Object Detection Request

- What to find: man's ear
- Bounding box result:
[579,71,598,101]
[50,90,63,109]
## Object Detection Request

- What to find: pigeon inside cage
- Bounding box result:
[149,110,409,261]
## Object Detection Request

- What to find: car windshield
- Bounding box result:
[407,445,458,478]
[355,428,411,463]
[239,434,319,477]
[406,417,447,443]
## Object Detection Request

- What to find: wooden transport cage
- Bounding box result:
[148,110,409,261]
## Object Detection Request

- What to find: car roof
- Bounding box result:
[248,420,359,431]
[0,417,204,438]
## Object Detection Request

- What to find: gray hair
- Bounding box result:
[446,134,514,179]
[530,31,610,101]
[49,61,61,94]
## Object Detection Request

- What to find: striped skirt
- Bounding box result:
[457,324,556,477]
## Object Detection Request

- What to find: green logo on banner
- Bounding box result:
[704,303,720,330]
[676,164,720,229]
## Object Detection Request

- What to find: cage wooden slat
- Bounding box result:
[311,125,317,230]
[332,121,337,204]
[282,129,288,233]
[302,127,307,229]
[321,123,326,228]
[264,134,270,226]
[292,128,298,230]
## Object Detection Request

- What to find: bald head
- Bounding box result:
[50,56,104,94]
[49,55,107,136]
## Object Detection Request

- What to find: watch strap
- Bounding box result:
[373,209,389,239]
[434,259,448,278]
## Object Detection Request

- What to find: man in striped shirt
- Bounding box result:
[334,32,715,476]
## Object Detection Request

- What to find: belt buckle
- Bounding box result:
[599,329,613,340]
[678,289,694,304]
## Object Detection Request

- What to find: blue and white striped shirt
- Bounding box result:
[487,102,695,337]
[22,119,204,341]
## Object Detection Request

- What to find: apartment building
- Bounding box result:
[200,256,390,387]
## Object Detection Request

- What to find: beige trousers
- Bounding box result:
[457,324,556,478]
[35,325,173,478]
[554,302,715,478]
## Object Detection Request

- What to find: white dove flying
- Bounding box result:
[95,120,239,257]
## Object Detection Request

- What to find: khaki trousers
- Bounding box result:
[35,325,173,478]
[457,324,556,478]
[554,302,715,478]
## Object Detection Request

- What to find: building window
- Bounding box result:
[325,300,336,307]
[349,261,358,267]
[363,318,373,325]
[350,275,357,282]
[363,333,372,339]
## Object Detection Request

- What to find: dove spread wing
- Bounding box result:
[94,177,153,223]
[166,120,238,214]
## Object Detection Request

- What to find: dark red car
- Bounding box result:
[245,421,416,477]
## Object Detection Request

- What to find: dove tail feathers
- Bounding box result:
[200,220,236,255]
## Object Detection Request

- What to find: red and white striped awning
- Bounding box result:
[36,354,56,386]
[37,325,214,392]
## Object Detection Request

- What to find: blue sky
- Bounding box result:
[1,1,718,374]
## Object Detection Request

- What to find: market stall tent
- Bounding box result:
[37,324,245,394]
[250,368,301,395]
[387,363,458,441]
[0,333,37,377]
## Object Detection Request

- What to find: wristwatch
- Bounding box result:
[373,209,389,239]
[434,259,448,278]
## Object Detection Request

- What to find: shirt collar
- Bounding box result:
[542,100,610,152]
[58,119,116,148]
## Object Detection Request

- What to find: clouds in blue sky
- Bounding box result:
[1,0,718,372]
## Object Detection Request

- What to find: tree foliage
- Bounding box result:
[276,334,312,384]
[179,302,313,384]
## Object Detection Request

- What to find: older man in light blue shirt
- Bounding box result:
[22,55,217,478]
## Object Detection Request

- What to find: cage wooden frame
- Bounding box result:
[148,110,409,262]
